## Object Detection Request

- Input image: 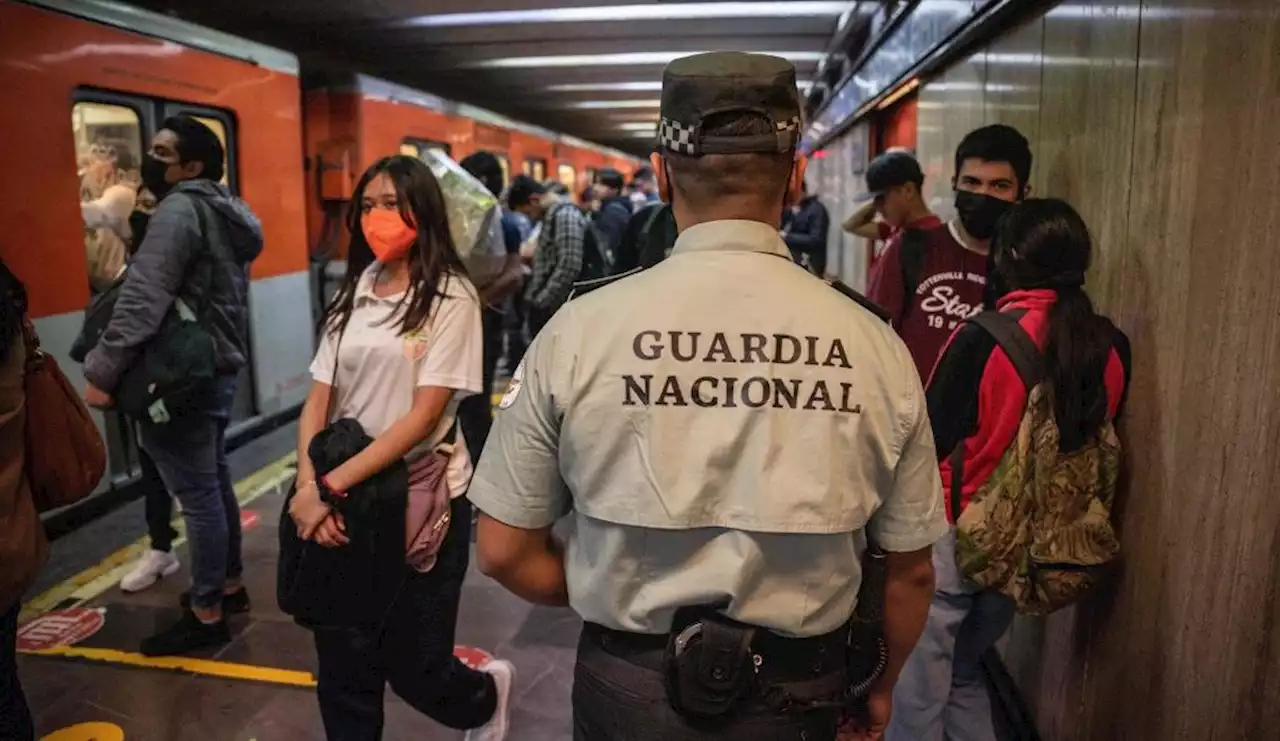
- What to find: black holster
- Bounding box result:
[662,607,759,721]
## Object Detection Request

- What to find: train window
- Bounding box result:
[525,158,547,182]
[557,163,576,192]
[402,137,451,159]
[495,154,510,189]
[73,101,144,202]
[585,167,598,185]
[73,101,144,291]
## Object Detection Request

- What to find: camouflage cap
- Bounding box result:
[658,52,803,157]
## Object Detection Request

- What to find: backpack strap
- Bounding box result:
[967,310,1044,390]
[898,228,927,320]
[947,309,1040,521]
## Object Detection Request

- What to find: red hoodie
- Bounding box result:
[926,289,1131,523]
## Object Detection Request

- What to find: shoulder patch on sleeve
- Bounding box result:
[498,358,525,410]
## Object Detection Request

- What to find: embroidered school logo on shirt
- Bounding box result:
[403,326,430,361]
[498,360,525,410]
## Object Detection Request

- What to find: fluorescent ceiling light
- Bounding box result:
[617,122,658,131]
[399,3,853,28]
[548,80,814,93]
[566,100,662,109]
[471,51,826,69]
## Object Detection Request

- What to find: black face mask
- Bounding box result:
[141,154,175,199]
[128,210,151,253]
[954,190,1013,240]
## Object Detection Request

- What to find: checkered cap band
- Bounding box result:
[660,115,803,155]
[659,118,698,155]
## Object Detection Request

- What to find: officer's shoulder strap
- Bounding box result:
[568,266,645,302]
[827,279,892,324]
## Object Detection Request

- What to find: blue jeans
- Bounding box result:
[138,375,242,611]
[885,529,1015,741]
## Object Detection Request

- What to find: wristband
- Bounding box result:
[317,475,347,507]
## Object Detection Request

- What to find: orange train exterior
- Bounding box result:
[0,0,638,499]
[303,75,637,259]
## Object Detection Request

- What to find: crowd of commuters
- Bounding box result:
[0,52,1130,741]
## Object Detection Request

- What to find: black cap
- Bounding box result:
[658,52,802,156]
[859,150,924,201]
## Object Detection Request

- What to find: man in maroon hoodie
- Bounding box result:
[867,125,1032,380]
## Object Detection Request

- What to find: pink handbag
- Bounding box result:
[404,446,454,573]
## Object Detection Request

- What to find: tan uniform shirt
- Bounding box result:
[469,220,947,637]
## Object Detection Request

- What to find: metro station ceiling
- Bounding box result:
[125,0,873,155]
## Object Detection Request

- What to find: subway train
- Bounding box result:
[0,0,637,507]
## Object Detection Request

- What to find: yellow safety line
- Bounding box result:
[25,644,317,688]
[21,453,298,622]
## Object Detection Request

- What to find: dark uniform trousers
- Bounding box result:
[572,629,842,741]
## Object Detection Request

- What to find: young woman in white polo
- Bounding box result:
[288,154,513,741]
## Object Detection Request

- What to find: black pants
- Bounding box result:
[312,497,496,740]
[139,443,177,552]
[503,288,528,371]
[528,304,555,340]
[572,631,840,741]
[0,603,34,741]
[457,305,505,464]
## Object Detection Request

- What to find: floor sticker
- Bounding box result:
[240,509,261,531]
[17,607,106,652]
[454,645,494,670]
[40,721,124,741]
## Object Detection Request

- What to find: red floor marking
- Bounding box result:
[17,607,106,652]
[240,509,261,531]
[454,645,494,670]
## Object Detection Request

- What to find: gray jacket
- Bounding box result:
[84,179,264,392]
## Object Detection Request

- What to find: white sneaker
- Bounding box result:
[465,658,515,741]
[120,549,180,593]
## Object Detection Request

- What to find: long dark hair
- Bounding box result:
[322,155,468,337]
[993,198,1117,451]
[0,257,27,362]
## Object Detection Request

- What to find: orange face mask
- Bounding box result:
[361,209,417,262]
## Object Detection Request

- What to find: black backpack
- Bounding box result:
[547,202,613,281]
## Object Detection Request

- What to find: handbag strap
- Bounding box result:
[21,316,41,372]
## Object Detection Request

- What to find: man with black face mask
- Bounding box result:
[867,124,1031,380]
[83,116,264,658]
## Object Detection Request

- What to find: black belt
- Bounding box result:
[582,621,848,681]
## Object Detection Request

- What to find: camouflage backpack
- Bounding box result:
[950,310,1121,616]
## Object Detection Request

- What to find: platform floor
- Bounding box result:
[17,421,579,741]
[18,418,1016,741]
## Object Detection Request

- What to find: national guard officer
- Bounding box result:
[467,52,949,741]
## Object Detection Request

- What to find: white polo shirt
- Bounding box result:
[310,264,484,496]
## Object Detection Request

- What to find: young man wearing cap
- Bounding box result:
[468,52,946,740]
[843,149,939,246]
[865,126,1032,380]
